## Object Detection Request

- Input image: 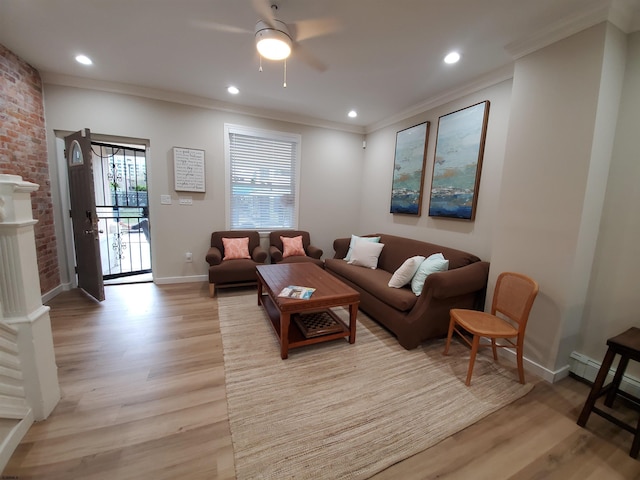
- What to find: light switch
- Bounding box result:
[179,197,193,206]
[160,195,172,205]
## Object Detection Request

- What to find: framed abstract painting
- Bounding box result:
[390,121,430,215]
[428,101,490,220]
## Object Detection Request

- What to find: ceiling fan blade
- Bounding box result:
[191,19,252,35]
[289,18,341,42]
[292,42,327,72]
[251,0,277,29]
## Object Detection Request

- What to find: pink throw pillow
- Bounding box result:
[281,235,306,258]
[222,237,251,260]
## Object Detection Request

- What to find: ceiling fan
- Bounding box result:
[197,0,340,73]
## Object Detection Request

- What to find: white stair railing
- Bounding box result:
[0,310,33,471]
[0,322,30,419]
[0,174,60,471]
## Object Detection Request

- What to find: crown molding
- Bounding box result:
[611,0,640,32]
[365,64,514,134]
[40,72,366,135]
[505,0,612,59]
[506,0,640,60]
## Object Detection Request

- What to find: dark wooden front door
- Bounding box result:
[65,129,105,301]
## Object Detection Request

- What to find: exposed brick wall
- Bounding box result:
[0,44,60,294]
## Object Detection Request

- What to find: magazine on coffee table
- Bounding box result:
[278,285,316,299]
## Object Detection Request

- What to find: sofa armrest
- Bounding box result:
[206,247,222,266]
[252,245,268,263]
[422,261,490,299]
[333,237,351,259]
[269,245,284,263]
[306,245,323,259]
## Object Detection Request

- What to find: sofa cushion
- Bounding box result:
[282,235,306,258]
[411,253,449,296]
[388,255,425,288]
[325,259,417,312]
[344,235,381,261]
[222,237,251,260]
[209,258,260,284]
[348,239,384,269]
[373,234,480,273]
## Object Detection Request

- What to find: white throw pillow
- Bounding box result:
[411,253,449,296]
[388,255,426,288]
[344,235,381,261]
[348,239,385,269]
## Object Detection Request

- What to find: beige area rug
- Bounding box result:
[218,293,533,480]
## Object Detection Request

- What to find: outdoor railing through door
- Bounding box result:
[92,142,151,279]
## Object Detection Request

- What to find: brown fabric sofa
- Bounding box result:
[206,230,267,297]
[324,233,489,349]
[268,230,324,268]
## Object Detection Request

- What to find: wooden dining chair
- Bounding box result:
[444,271,539,386]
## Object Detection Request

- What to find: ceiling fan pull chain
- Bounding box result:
[283,59,287,88]
[259,55,263,72]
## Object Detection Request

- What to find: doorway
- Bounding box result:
[91,141,152,283]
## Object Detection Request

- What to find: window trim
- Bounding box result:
[224,123,301,231]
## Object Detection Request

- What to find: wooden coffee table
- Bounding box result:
[256,263,360,359]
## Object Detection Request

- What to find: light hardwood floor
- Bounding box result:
[3,283,639,479]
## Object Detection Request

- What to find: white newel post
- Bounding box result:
[0,174,60,420]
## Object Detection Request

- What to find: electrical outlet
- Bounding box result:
[185,252,193,263]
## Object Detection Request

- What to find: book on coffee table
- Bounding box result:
[278,285,316,299]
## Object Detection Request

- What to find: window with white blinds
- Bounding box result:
[224,124,301,230]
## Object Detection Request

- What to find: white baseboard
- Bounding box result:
[41,276,207,302]
[153,275,207,285]
[569,351,640,398]
[41,282,71,303]
[484,338,570,384]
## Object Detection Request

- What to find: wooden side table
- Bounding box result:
[577,327,640,459]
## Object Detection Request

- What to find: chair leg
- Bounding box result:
[466,335,480,386]
[631,414,640,459]
[443,315,455,355]
[605,355,628,408]
[516,345,525,384]
[578,347,616,427]
[491,339,498,360]
[209,283,215,297]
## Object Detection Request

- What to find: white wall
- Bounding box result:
[580,30,640,378]
[42,86,364,284]
[490,22,626,377]
[358,79,513,261]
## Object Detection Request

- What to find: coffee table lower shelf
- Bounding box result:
[260,293,350,352]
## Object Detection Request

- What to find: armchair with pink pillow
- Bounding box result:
[206,230,267,296]
[268,230,324,268]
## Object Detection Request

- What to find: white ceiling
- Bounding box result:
[1,0,639,132]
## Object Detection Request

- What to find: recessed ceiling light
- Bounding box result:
[444,52,460,64]
[227,86,239,95]
[75,54,93,65]
[348,110,358,118]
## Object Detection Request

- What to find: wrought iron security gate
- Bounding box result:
[91,142,151,280]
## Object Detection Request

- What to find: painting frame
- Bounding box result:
[389,121,430,216]
[428,101,490,221]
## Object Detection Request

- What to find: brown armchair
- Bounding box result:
[268,230,324,268]
[206,230,267,297]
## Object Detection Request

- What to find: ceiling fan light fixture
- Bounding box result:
[255,20,292,60]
